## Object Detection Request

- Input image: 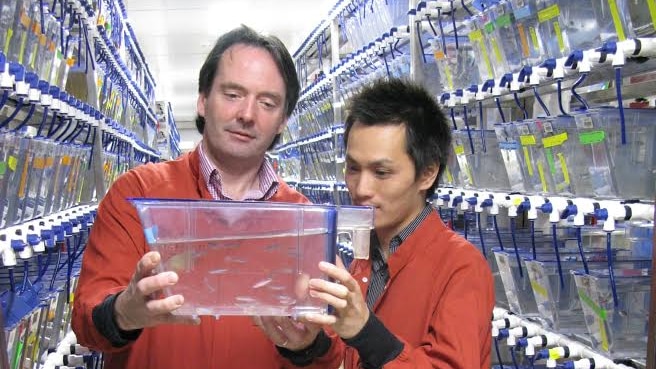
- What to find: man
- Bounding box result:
[72,26,341,369]
[262,79,495,369]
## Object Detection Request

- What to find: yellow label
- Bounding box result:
[530,280,548,298]
[66,57,76,67]
[18,155,30,198]
[29,42,38,68]
[33,157,45,170]
[97,15,105,26]
[48,40,55,52]
[648,0,656,32]
[18,32,28,64]
[39,34,46,46]
[549,348,562,360]
[557,153,571,184]
[46,157,54,167]
[4,28,13,54]
[8,156,17,171]
[469,29,483,41]
[538,4,560,23]
[512,197,522,206]
[477,39,494,79]
[537,162,548,193]
[491,37,503,64]
[454,145,465,155]
[517,23,530,58]
[529,27,540,52]
[520,135,536,146]
[523,147,534,176]
[600,320,609,351]
[607,0,626,41]
[444,64,454,90]
[446,167,453,184]
[553,22,565,53]
[542,132,568,148]
[62,155,71,166]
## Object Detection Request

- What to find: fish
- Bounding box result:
[252,278,273,289]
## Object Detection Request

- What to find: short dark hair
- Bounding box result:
[344,78,451,199]
[195,25,300,148]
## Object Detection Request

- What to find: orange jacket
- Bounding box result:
[72,149,341,369]
[340,211,495,369]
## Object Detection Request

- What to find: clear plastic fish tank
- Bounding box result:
[453,129,511,191]
[561,108,656,199]
[131,199,374,318]
[573,268,651,359]
[526,257,650,337]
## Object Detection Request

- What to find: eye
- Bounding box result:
[345,164,360,174]
[260,100,277,109]
[224,92,240,100]
[374,168,391,178]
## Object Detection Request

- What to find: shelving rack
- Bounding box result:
[282,1,656,368]
[0,0,177,367]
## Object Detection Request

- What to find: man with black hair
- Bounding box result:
[72,25,341,369]
[264,78,495,369]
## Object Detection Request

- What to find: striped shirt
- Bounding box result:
[365,204,434,309]
[197,141,279,201]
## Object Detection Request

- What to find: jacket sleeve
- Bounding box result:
[350,254,494,369]
[281,329,345,369]
[72,171,148,352]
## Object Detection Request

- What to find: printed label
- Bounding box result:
[538,4,560,23]
[496,14,512,28]
[519,135,536,146]
[579,130,606,145]
[542,132,568,148]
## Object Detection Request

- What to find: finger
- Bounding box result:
[303,313,337,325]
[318,261,359,291]
[160,314,201,326]
[135,271,179,297]
[308,278,349,298]
[309,290,347,309]
[259,316,288,344]
[144,294,185,315]
[251,315,264,328]
[134,252,161,281]
[274,316,307,338]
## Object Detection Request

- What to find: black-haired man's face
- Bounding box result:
[345,122,437,238]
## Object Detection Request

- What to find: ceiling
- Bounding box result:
[125,0,338,141]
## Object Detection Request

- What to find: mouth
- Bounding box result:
[355,202,379,209]
[227,130,255,141]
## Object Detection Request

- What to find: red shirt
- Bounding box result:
[71,147,341,369]
[342,211,495,369]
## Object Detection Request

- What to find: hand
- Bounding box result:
[304,261,369,339]
[253,315,322,351]
[114,251,200,330]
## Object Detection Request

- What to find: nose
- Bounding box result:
[236,96,256,124]
[349,172,375,202]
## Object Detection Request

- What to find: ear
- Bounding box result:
[276,117,288,134]
[418,164,439,192]
[197,94,206,118]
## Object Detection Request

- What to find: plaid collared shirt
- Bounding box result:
[365,204,434,309]
[197,142,279,201]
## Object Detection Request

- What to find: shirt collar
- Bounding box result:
[371,203,434,262]
[196,141,279,200]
